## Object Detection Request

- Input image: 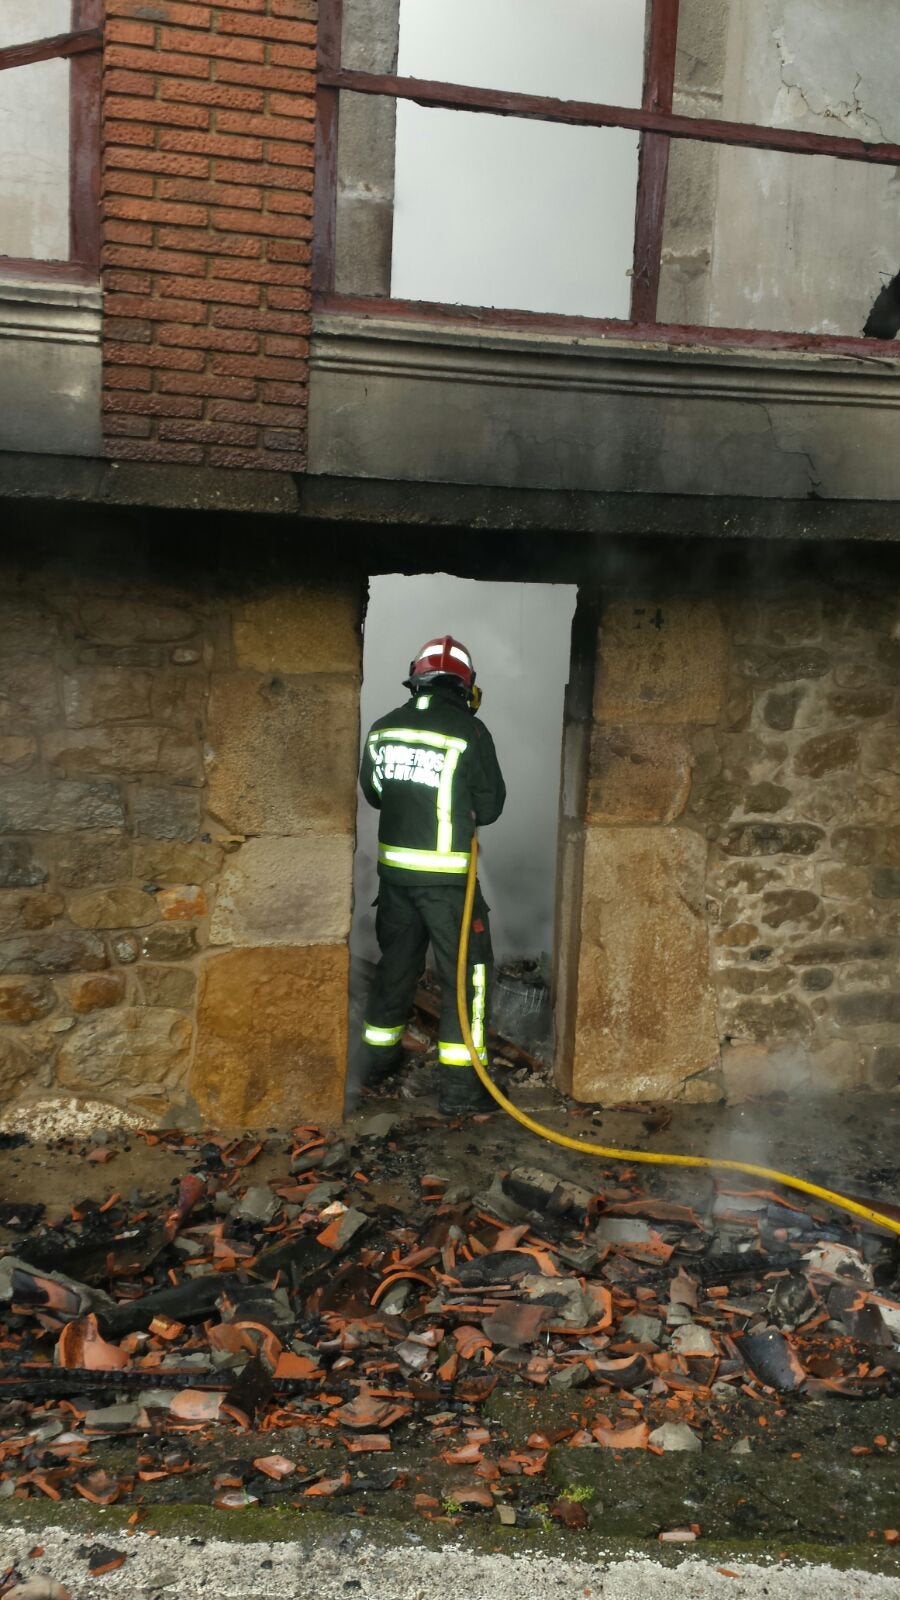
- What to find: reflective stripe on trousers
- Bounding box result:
[363,1022,404,1048]
[439,962,487,1068]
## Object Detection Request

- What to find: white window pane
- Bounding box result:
[0,1,72,49]
[398,0,647,107]
[392,0,645,316]
[392,105,639,317]
[0,57,70,260]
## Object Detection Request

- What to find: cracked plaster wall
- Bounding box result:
[668,0,900,336]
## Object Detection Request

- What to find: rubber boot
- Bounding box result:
[437,1066,494,1115]
[360,1044,405,1091]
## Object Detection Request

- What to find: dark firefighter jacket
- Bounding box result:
[360,682,506,887]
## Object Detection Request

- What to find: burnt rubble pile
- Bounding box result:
[0,1120,897,1515]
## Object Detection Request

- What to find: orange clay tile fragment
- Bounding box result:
[592,1421,650,1450]
[253,1455,296,1480]
[344,1434,392,1453]
[149,1315,185,1342]
[331,1391,410,1430]
[90,1555,127,1576]
[168,1389,224,1423]
[447,1484,494,1509]
[274,1352,322,1380]
[371,1271,434,1308]
[56,1315,129,1372]
[441,1443,483,1466]
[454,1326,492,1360]
[74,1471,121,1505]
[305,1471,352,1497]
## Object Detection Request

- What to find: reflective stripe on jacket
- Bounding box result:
[360,684,506,886]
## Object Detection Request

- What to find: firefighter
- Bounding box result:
[358,635,506,1113]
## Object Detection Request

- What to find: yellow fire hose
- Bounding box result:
[456,837,900,1239]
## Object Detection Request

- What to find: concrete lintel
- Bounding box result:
[4,451,900,550]
[297,477,900,545]
[309,313,900,502]
[0,452,300,516]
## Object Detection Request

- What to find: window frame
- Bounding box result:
[0,0,103,284]
[313,0,900,354]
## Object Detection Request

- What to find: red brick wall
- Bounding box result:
[102,0,315,472]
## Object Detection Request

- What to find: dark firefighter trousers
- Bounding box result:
[362,879,492,1073]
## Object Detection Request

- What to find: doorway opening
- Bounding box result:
[349,573,578,1097]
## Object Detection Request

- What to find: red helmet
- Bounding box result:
[408,635,475,689]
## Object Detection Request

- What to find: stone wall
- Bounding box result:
[566,582,900,1105]
[0,569,361,1128]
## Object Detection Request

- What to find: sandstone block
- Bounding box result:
[150,671,207,729]
[787,938,891,965]
[761,599,822,646]
[0,779,124,833]
[720,823,823,857]
[207,673,358,835]
[0,930,107,975]
[142,925,198,961]
[44,727,203,786]
[0,603,59,657]
[738,647,829,682]
[0,891,64,934]
[112,935,141,964]
[56,834,132,889]
[0,977,55,1024]
[820,864,869,899]
[69,886,157,930]
[830,826,875,865]
[0,656,57,722]
[760,890,822,930]
[762,688,804,731]
[716,966,790,996]
[868,1044,900,1090]
[730,996,814,1044]
[156,885,207,921]
[57,1006,193,1094]
[794,731,859,779]
[234,587,361,676]
[572,829,719,1103]
[134,840,222,884]
[132,786,203,841]
[743,782,790,814]
[138,965,196,1009]
[0,841,48,888]
[191,945,348,1127]
[834,990,900,1027]
[828,689,893,721]
[62,668,154,727]
[594,601,726,726]
[69,973,126,1013]
[722,1043,813,1102]
[0,1034,40,1100]
[78,599,195,645]
[801,967,833,991]
[586,727,691,825]
[873,867,900,898]
[714,922,758,948]
[0,736,37,772]
[209,835,353,948]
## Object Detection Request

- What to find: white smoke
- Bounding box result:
[352,574,578,963]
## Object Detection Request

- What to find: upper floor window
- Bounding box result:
[316,0,900,349]
[0,0,102,281]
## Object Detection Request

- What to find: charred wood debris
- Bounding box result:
[0,1117,897,1528]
